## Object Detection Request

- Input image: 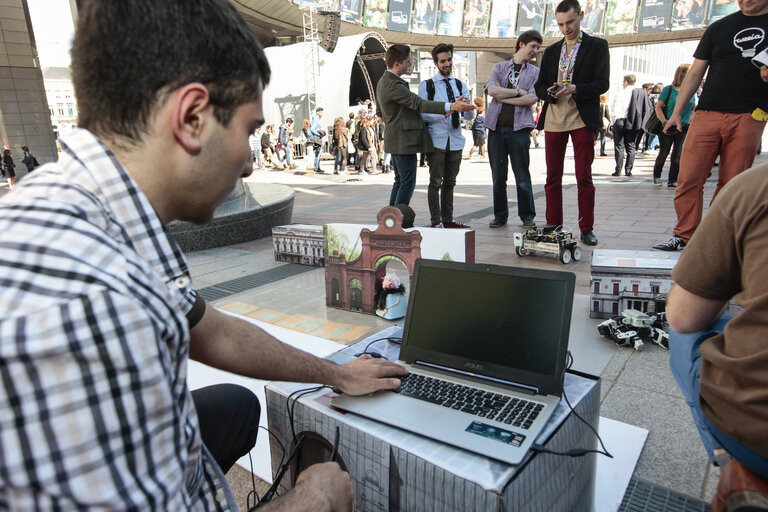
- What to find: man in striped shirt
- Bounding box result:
[0,1,406,510]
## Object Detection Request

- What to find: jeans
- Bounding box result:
[192,384,260,473]
[389,154,417,206]
[334,146,348,171]
[652,125,688,184]
[669,315,768,478]
[278,145,293,167]
[253,149,262,169]
[487,126,535,223]
[313,143,322,171]
[426,148,462,225]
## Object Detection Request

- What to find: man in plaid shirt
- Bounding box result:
[0,1,406,510]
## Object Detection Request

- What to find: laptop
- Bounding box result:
[331,258,575,465]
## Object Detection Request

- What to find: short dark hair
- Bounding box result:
[431,43,454,62]
[386,44,411,68]
[624,74,636,85]
[556,0,582,14]
[316,107,324,113]
[71,0,270,143]
[285,117,293,124]
[515,30,543,52]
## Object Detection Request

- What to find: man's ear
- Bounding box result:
[171,83,212,155]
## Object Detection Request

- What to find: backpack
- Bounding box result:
[425,77,464,102]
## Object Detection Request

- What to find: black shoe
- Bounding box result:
[521,218,535,227]
[625,171,632,176]
[667,182,677,188]
[611,171,621,176]
[580,230,598,245]
[489,218,507,228]
[653,178,662,185]
[652,235,686,251]
[600,152,607,156]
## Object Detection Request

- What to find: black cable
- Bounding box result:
[286,385,329,446]
[330,426,340,463]
[360,336,403,355]
[531,351,612,459]
[245,425,287,511]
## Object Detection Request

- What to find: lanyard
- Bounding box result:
[507,62,523,89]
[558,32,582,84]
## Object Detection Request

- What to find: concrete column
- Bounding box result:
[0,0,58,177]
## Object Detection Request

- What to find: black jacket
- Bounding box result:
[535,32,610,131]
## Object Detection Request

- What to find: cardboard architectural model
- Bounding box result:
[590,249,681,319]
[324,206,475,314]
[272,224,325,267]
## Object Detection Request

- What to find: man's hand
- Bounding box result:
[664,112,683,134]
[761,65,768,83]
[450,96,476,112]
[263,462,353,512]
[334,355,407,396]
[554,83,576,98]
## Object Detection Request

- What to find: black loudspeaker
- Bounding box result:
[319,12,341,53]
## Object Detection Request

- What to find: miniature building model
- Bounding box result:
[590,250,681,319]
[272,224,325,267]
[324,206,475,314]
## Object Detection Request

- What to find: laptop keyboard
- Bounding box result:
[392,373,544,430]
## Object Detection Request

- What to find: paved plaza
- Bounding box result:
[190,133,767,509]
[5,134,766,509]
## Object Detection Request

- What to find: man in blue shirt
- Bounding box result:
[418,43,473,228]
[309,107,325,173]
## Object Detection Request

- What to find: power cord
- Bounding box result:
[356,336,402,360]
[531,351,612,459]
[246,426,287,511]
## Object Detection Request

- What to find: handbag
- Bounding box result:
[645,112,663,135]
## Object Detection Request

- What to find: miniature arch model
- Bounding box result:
[324,207,423,314]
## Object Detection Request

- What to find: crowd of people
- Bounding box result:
[0,0,767,510]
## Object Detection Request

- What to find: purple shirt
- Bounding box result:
[484,60,540,132]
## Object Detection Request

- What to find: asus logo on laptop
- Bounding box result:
[465,361,484,371]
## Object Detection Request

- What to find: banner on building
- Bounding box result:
[605,0,638,35]
[638,0,673,33]
[437,0,464,36]
[388,0,413,31]
[489,0,519,38]
[412,0,438,34]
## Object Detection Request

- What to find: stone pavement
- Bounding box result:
[3,133,766,509]
[192,134,766,509]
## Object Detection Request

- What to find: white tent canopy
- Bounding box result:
[262,32,388,129]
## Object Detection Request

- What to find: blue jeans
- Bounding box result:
[279,146,293,167]
[670,315,768,478]
[487,127,535,223]
[389,154,417,206]
[313,143,321,171]
[253,149,262,169]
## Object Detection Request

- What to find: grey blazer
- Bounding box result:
[375,71,447,155]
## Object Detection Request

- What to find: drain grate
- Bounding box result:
[619,478,711,512]
[196,264,318,302]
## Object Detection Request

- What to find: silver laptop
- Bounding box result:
[332,258,575,465]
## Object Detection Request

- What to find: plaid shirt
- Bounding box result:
[0,129,236,510]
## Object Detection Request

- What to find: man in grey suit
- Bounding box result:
[376,44,474,207]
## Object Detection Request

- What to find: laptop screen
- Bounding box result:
[399,259,575,396]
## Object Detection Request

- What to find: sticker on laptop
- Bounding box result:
[466,421,526,446]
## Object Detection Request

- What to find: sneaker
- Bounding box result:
[667,182,677,188]
[611,171,621,176]
[652,235,686,251]
[444,221,470,229]
[653,178,662,185]
[521,218,535,227]
[430,222,444,228]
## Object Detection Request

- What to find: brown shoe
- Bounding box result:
[712,460,768,512]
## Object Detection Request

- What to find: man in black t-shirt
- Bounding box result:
[652,0,768,251]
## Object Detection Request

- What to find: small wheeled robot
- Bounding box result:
[513,225,582,264]
[597,309,669,351]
